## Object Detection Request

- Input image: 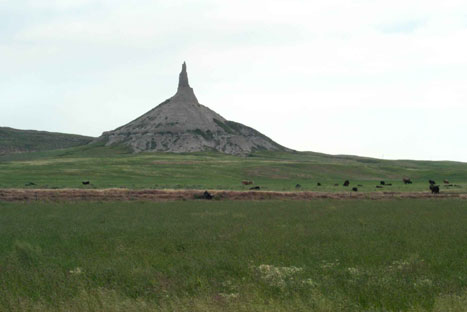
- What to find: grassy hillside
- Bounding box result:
[0,143,466,192]
[0,200,466,311]
[0,127,94,155]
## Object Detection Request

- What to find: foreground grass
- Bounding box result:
[0,199,466,311]
[1,145,467,192]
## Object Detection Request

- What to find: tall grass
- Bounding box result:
[0,199,466,311]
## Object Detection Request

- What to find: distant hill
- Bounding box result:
[0,127,94,155]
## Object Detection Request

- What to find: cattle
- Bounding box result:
[443,179,450,184]
[202,191,213,200]
[386,183,392,186]
[295,184,302,188]
[343,180,350,187]
[317,182,321,186]
[242,180,253,185]
[380,181,385,185]
[403,178,412,184]
[25,182,36,186]
[357,184,363,187]
[352,187,358,192]
[376,186,384,189]
[429,185,440,194]
[82,181,90,185]
[250,186,261,190]
[429,180,436,185]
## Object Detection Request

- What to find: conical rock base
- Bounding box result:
[99,63,288,155]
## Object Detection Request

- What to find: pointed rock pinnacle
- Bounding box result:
[99,62,288,155]
[178,61,190,90]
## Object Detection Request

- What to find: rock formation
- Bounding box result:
[99,62,288,155]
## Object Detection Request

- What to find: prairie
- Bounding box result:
[0,199,466,311]
[1,144,467,193]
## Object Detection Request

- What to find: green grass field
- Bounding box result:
[1,143,467,192]
[0,199,466,311]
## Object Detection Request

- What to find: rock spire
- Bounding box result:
[98,62,289,155]
[178,62,190,90]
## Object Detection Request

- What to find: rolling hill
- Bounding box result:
[0,127,94,155]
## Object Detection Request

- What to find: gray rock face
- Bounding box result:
[99,63,288,155]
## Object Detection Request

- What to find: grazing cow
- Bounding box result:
[82,181,90,185]
[317,182,321,186]
[403,178,412,184]
[429,180,436,185]
[202,191,213,200]
[250,186,260,190]
[295,184,302,188]
[443,179,450,184]
[380,181,385,185]
[25,182,36,186]
[242,180,253,185]
[343,180,350,187]
[352,187,358,192]
[376,185,384,189]
[386,183,392,186]
[429,185,440,194]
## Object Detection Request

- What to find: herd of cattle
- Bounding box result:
[241,179,455,194]
[18,178,453,201]
[197,178,454,200]
[74,179,454,195]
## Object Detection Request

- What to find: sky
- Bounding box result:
[1,0,467,161]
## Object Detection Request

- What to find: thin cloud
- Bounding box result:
[1,0,467,161]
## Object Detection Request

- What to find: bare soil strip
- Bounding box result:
[1,189,467,202]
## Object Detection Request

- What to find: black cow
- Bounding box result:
[343,180,350,187]
[295,184,302,188]
[25,182,36,186]
[317,182,321,186]
[429,185,440,194]
[82,181,90,185]
[352,187,358,192]
[203,191,213,199]
[380,181,385,185]
[403,178,412,184]
[250,186,261,190]
[376,185,384,189]
[386,183,392,186]
[429,180,436,185]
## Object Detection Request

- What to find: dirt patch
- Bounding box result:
[0,189,466,202]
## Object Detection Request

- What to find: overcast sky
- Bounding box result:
[1,0,467,161]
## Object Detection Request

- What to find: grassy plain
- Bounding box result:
[1,143,467,192]
[0,199,466,311]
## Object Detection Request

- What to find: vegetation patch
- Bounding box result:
[213,119,236,134]
[0,200,466,311]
